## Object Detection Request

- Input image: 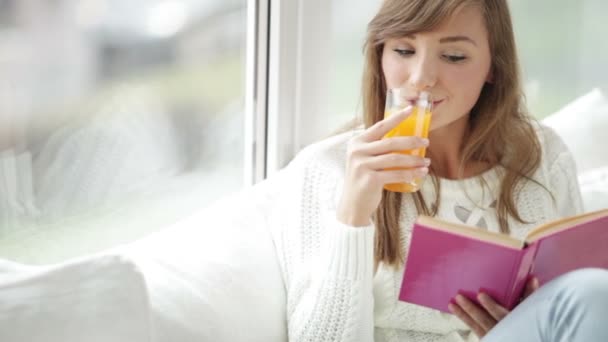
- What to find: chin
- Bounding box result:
[429,120,442,131]
[431,112,470,130]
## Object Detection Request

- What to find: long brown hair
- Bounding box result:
[362,0,542,267]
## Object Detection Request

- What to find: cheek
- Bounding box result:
[382,54,408,89]
[444,66,487,108]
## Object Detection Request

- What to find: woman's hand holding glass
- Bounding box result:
[336,107,431,227]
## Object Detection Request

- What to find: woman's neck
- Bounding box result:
[427,115,491,180]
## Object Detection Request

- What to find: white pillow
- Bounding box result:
[542,88,608,173]
[0,254,151,342]
[124,179,288,342]
[579,166,608,212]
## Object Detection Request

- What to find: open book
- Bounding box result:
[399,209,608,313]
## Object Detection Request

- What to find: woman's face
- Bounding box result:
[381,5,492,132]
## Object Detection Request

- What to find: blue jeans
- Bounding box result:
[483,268,608,342]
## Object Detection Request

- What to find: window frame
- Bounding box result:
[251,0,332,179]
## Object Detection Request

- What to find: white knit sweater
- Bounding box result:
[267,124,583,342]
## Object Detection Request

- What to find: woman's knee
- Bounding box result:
[552,268,608,306]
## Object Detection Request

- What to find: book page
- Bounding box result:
[526,208,608,242]
[416,216,524,249]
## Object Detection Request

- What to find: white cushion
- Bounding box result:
[542,88,608,173]
[0,254,151,342]
[579,166,608,212]
[124,179,287,342]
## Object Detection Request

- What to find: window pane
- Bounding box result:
[327,0,379,131]
[510,0,608,118]
[0,0,247,262]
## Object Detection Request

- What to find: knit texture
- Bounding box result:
[268,124,583,342]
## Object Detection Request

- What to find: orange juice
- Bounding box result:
[382,105,432,192]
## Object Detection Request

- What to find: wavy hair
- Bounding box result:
[361,0,543,267]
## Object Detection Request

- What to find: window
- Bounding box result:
[0,0,248,262]
[510,0,608,117]
[326,0,380,133]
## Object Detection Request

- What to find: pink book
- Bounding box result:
[399,209,608,313]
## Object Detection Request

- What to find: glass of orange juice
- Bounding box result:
[383,89,432,193]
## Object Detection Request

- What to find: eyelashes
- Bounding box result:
[393,48,414,57]
[443,55,467,63]
[392,48,468,63]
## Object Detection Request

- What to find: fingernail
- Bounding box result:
[455,294,465,304]
[423,158,431,166]
[416,167,429,176]
[399,106,413,115]
[421,138,429,146]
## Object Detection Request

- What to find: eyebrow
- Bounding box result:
[403,34,478,47]
[439,36,477,46]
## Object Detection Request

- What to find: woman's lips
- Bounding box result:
[406,98,444,110]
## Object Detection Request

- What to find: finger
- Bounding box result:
[360,136,429,156]
[455,294,497,332]
[477,292,509,321]
[360,106,413,142]
[532,277,540,290]
[364,153,430,171]
[523,277,540,299]
[373,167,429,185]
[449,303,486,338]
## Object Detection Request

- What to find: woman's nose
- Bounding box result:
[408,55,437,90]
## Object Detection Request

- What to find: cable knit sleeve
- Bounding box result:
[542,126,584,217]
[268,135,376,342]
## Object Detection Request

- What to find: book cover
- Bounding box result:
[398,209,608,313]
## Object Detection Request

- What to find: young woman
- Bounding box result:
[268,0,608,341]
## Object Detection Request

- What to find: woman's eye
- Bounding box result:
[443,54,467,63]
[393,48,414,57]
